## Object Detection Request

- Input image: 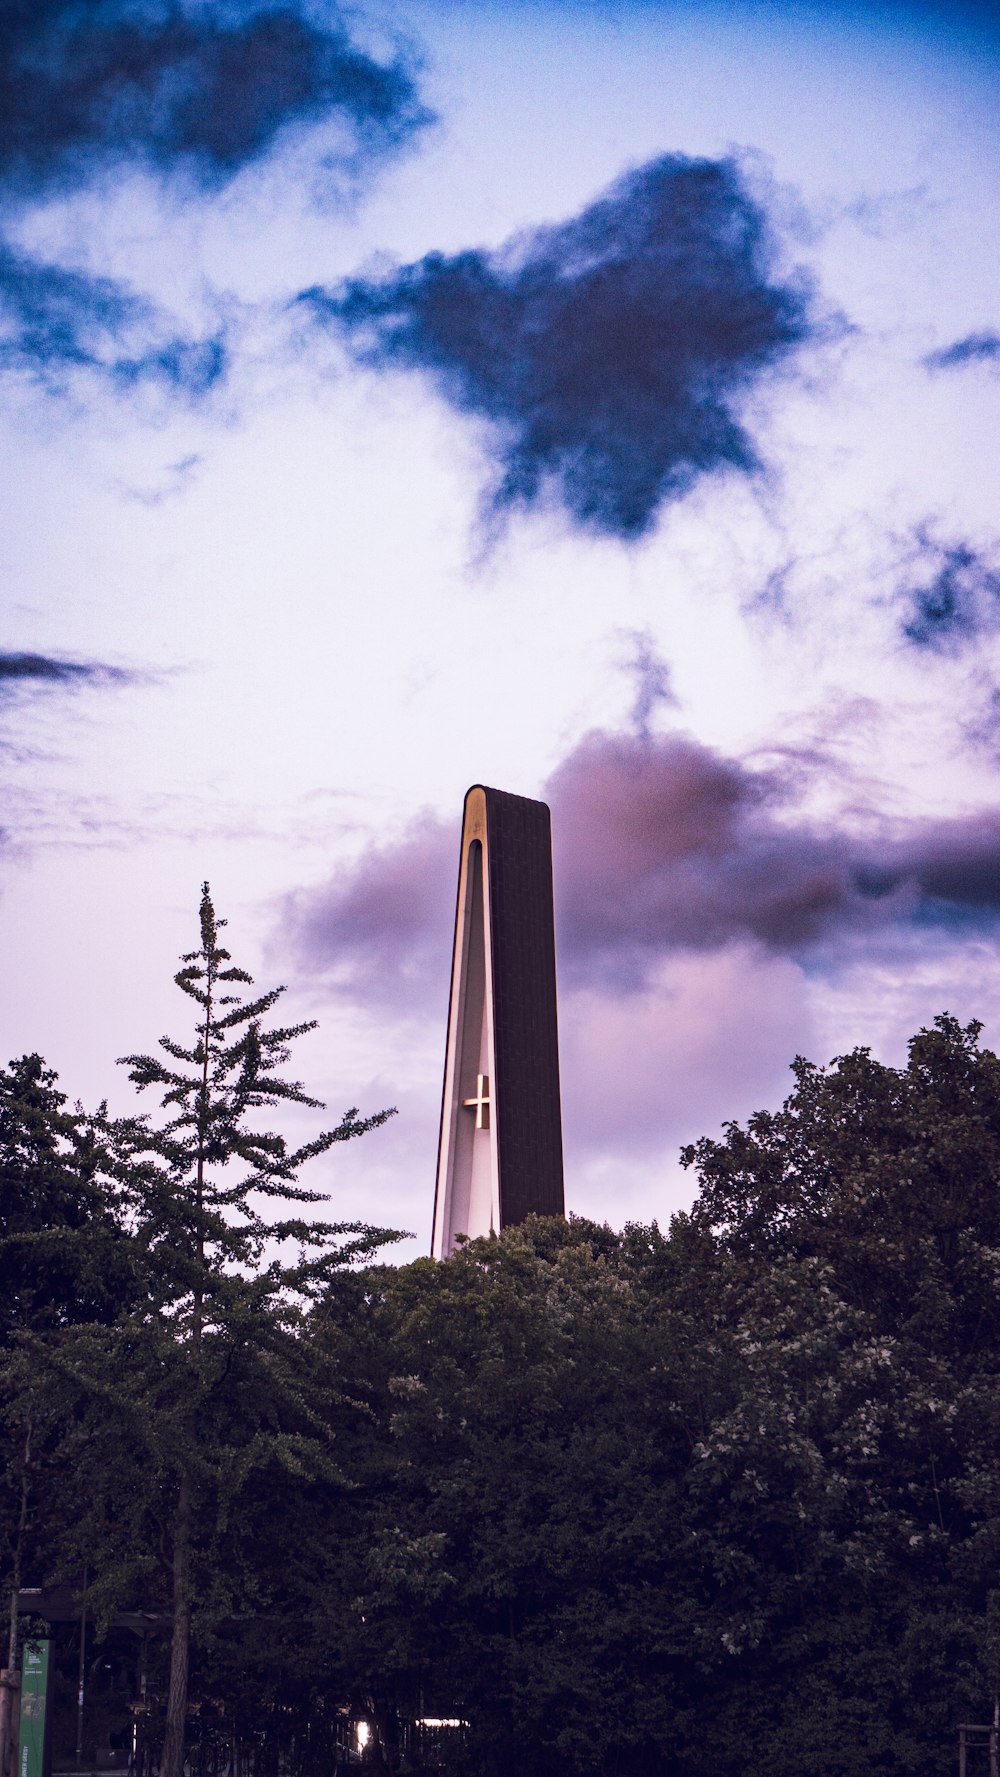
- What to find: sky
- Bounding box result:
[1,0,999,1258]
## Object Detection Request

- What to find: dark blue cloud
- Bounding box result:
[299,154,818,541]
[899,527,1000,652]
[113,331,227,396]
[0,0,428,196]
[0,2,428,393]
[923,331,1000,371]
[0,652,137,690]
[0,240,226,393]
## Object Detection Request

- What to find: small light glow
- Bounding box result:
[356,1722,370,1752]
[416,1719,467,1729]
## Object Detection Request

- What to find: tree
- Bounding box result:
[59,884,401,1777]
[302,1018,1000,1777]
[0,1054,132,1349]
[683,1013,1000,1343]
[679,1014,1000,1776]
[0,1055,134,1777]
[300,1217,707,1777]
[11,1001,1000,1777]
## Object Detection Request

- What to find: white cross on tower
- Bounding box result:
[463,1073,491,1130]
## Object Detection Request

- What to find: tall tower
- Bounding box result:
[431,785,565,1259]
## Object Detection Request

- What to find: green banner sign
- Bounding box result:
[18,1640,50,1777]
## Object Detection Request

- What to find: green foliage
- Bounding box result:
[70,883,400,1619]
[112,881,399,1302]
[7,1007,1000,1777]
[0,1053,132,1342]
[4,885,401,1777]
[0,1053,136,1666]
[286,1017,1000,1777]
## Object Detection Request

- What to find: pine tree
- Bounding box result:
[90,883,400,1777]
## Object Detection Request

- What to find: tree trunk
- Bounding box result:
[160,1469,193,1777]
[0,1410,33,1777]
[6,1409,32,1669]
[0,1671,20,1777]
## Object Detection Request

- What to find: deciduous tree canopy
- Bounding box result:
[4,1005,1000,1777]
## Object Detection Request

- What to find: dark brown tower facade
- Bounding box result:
[431,785,565,1258]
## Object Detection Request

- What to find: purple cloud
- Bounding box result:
[282,816,456,1011]
[550,730,1000,980]
[281,729,1000,1009]
[623,630,676,739]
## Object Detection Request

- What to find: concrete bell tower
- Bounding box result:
[431,785,565,1259]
